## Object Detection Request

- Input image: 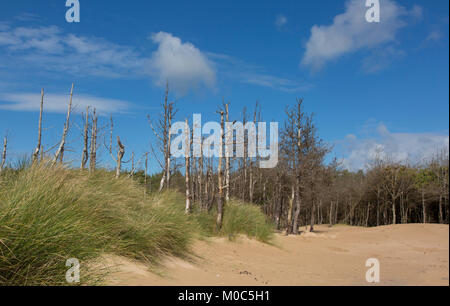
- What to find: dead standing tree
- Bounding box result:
[185,118,191,214]
[89,109,98,172]
[115,136,125,179]
[225,104,231,202]
[216,110,225,230]
[148,83,177,192]
[32,88,44,163]
[54,83,74,163]
[81,107,90,169]
[0,135,7,172]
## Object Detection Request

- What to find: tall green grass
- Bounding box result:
[0,164,272,285]
[0,164,194,285]
[189,200,273,242]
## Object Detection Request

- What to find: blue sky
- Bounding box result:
[0,0,448,172]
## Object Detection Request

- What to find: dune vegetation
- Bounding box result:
[0,163,273,286]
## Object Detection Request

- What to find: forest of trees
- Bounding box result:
[1,83,449,233]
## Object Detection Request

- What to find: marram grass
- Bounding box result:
[0,164,272,285]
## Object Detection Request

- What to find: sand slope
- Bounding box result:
[103,224,449,286]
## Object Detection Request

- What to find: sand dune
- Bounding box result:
[103,224,449,286]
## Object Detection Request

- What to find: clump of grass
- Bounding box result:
[0,164,273,286]
[0,164,195,286]
[219,201,273,242]
[190,200,273,243]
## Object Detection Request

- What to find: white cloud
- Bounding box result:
[0,24,305,95]
[149,32,216,95]
[241,73,313,93]
[0,92,132,114]
[426,30,443,42]
[0,25,147,78]
[275,15,288,28]
[207,52,312,93]
[339,123,449,171]
[301,0,420,71]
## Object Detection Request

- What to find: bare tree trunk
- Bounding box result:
[286,185,295,234]
[216,111,225,230]
[0,136,7,172]
[198,139,203,208]
[439,195,443,224]
[33,88,44,163]
[144,152,148,195]
[89,109,98,173]
[81,107,89,169]
[392,197,396,225]
[422,188,426,223]
[166,104,173,190]
[54,83,74,163]
[292,179,302,234]
[225,104,230,202]
[329,201,334,226]
[115,136,125,179]
[310,201,315,232]
[185,119,191,214]
[376,187,380,226]
[366,202,371,227]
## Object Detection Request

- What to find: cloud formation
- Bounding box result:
[339,122,449,171]
[0,24,146,78]
[0,24,307,96]
[275,14,288,28]
[301,0,421,71]
[0,92,132,114]
[149,32,216,94]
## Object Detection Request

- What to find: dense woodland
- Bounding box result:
[1,83,449,233]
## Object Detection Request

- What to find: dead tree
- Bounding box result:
[148,83,176,192]
[0,136,7,172]
[32,88,44,163]
[54,83,74,163]
[115,136,125,179]
[89,109,98,172]
[225,104,230,202]
[145,152,149,194]
[216,111,225,230]
[81,107,90,169]
[198,136,204,208]
[185,118,191,214]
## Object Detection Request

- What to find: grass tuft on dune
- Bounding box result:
[0,164,272,285]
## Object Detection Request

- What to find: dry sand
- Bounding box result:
[103,224,449,286]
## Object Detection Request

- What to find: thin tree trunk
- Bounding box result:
[89,109,98,173]
[286,185,295,234]
[216,111,225,230]
[310,201,315,232]
[292,179,302,234]
[392,197,396,225]
[185,119,191,214]
[54,83,74,163]
[81,107,89,169]
[225,104,230,202]
[0,136,7,172]
[329,201,334,226]
[366,202,371,227]
[144,152,148,195]
[33,88,44,163]
[115,136,125,179]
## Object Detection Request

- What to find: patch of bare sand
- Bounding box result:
[103,224,449,286]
